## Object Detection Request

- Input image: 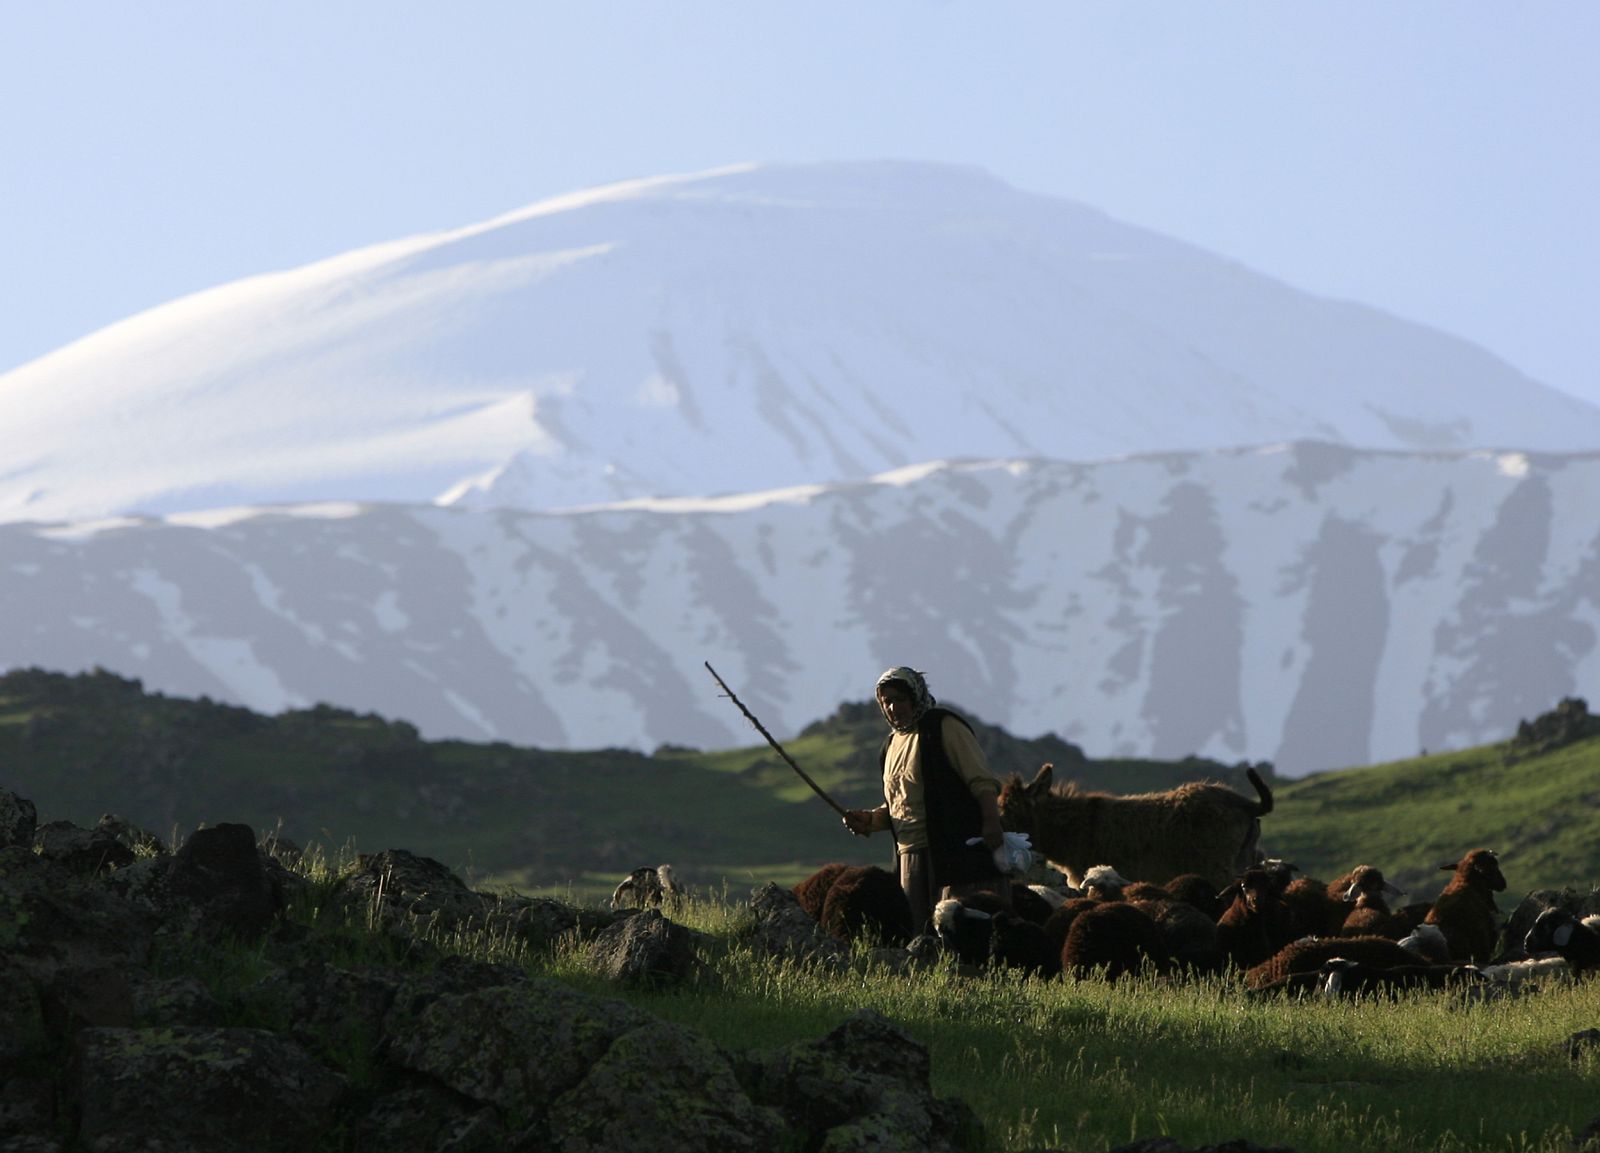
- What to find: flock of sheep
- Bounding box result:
[737,764,1600,996]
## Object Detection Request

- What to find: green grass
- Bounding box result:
[531,894,1600,1153]
[239,870,1597,1153]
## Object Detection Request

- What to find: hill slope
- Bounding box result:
[0,667,1259,899]
[1264,698,1600,901]
[4,669,1597,903]
[5,161,1598,524]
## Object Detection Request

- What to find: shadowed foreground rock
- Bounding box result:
[75,1027,346,1153]
[1099,1141,1301,1153]
[0,787,987,1152]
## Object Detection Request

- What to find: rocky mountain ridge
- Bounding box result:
[6,442,1598,774]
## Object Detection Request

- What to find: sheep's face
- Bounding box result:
[1237,869,1279,914]
[1524,907,1578,954]
[1463,850,1507,892]
[1342,866,1403,905]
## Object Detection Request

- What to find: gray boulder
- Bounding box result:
[388,981,654,1118]
[338,847,490,932]
[1103,1141,1301,1153]
[0,788,37,849]
[352,1083,507,1153]
[96,812,168,856]
[0,1076,57,1151]
[32,819,134,874]
[546,1020,782,1153]
[242,961,402,1060]
[0,958,43,1070]
[130,975,226,1028]
[74,1026,346,1153]
[586,908,702,987]
[747,882,849,968]
[738,1009,984,1153]
[165,822,285,940]
[0,845,156,1012]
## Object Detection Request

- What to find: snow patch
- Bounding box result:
[129,568,305,712]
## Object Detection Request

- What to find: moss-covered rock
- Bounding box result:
[74,1026,346,1153]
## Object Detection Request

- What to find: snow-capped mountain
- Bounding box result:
[6,443,1597,776]
[4,161,1599,525]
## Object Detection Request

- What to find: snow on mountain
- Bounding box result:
[4,161,1599,526]
[6,442,1597,775]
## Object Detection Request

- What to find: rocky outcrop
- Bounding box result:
[747,881,850,968]
[1507,697,1600,761]
[585,907,704,987]
[0,790,987,1152]
[736,1009,982,1153]
[74,1026,347,1153]
[1,787,38,848]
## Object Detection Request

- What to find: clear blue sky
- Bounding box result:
[4,2,1597,413]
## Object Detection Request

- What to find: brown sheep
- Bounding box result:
[1334,865,1410,939]
[1163,873,1224,921]
[1215,866,1295,971]
[1041,896,1102,960]
[1007,884,1059,927]
[1279,874,1344,938]
[1133,896,1225,974]
[1245,934,1440,990]
[1060,901,1169,982]
[997,763,1273,890]
[792,862,852,921]
[1424,848,1507,964]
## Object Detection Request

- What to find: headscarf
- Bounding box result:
[875,666,936,733]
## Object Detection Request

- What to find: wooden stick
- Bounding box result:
[704,660,850,818]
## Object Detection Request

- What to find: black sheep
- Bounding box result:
[1317,958,1487,999]
[989,910,1060,979]
[1524,908,1600,976]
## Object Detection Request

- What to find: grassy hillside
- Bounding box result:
[0,668,1263,899]
[1263,718,1600,902]
[4,666,1596,905]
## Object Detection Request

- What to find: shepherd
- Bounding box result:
[841,666,1008,934]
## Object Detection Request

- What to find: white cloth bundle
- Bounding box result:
[967,831,1033,876]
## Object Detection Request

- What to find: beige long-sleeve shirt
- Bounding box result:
[882,714,1000,854]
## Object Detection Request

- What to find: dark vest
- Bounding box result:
[879,708,1001,889]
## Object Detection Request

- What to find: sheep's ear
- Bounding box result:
[1029,763,1054,792]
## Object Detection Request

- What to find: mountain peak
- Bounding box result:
[3,160,1597,525]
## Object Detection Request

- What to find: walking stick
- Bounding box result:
[704,661,850,818]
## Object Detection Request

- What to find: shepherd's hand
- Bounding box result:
[842,808,877,837]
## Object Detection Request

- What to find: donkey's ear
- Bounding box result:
[1029,763,1054,793]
